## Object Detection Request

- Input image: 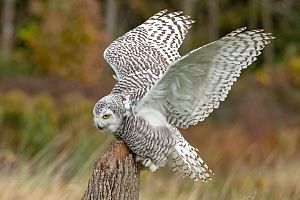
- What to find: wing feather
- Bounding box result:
[136,28,274,128]
[103,10,194,82]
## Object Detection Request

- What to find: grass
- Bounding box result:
[0,90,299,199]
[1,146,299,199]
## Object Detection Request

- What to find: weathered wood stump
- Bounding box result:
[82,140,140,200]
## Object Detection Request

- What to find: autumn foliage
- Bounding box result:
[17,0,106,82]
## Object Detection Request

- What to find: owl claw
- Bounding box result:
[141,158,159,172]
[142,158,152,167]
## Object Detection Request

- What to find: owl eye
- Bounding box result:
[102,114,110,119]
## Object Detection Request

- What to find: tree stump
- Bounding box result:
[82,140,140,200]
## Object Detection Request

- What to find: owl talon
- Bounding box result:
[141,158,159,172]
[142,158,152,167]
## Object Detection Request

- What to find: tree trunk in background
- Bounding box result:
[182,0,195,17]
[182,0,195,48]
[261,0,274,67]
[105,0,117,39]
[82,140,140,200]
[1,0,16,59]
[248,0,258,29]
[207,0,219,41]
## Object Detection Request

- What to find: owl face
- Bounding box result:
[93,107,122,133]
[93,96,123,134]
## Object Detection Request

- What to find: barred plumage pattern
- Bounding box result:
[106,10,194,99]
[137,27,274,128]
[104,10,194,78]
[93,10,274,182]
[118,115,175,167]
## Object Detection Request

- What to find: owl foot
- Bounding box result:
[142,158,152,167]
[136,157,159,173]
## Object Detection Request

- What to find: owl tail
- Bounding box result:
[171,129,213,181]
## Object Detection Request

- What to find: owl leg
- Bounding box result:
[141,158,159,173]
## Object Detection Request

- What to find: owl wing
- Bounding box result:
[136,28,274,128]
[103,10,194,81]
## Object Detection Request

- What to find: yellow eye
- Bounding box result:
[102,114,110,119]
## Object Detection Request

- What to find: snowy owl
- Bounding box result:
[93,10,274,181]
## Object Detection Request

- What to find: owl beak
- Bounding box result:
[97,124,104,130]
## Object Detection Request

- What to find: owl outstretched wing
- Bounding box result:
[136,28,274,128]
[104,10,194,81]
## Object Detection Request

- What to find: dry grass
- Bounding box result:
[1,151,299,200]
[0,172,84,200]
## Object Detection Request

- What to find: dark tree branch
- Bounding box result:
[105,0,117,39]
[262,0,274,67]
[82,140,140,200]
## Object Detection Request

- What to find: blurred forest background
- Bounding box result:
[0,0,300,199]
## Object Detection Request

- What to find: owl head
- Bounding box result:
[93,94,124,134]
